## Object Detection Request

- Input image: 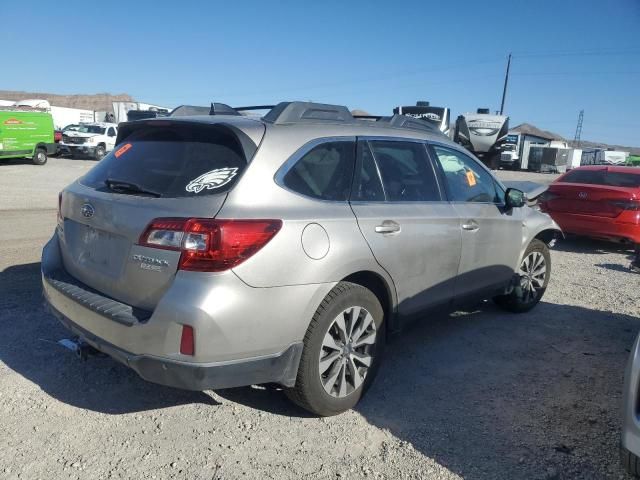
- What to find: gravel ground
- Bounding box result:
[0,158,638,479]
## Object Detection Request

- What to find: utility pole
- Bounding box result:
[574,110,584,147]
[499,53,512,115]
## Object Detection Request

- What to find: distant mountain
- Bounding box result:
[0,90,134,112]
[568,139,640,156]
[512,122,639,156]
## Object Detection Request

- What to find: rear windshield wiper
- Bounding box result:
[105,179,162,198]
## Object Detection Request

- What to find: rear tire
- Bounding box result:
[32,147,47,165]
[285,282,385,416]
[494,239,550,313]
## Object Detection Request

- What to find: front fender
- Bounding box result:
[520,207,562,262]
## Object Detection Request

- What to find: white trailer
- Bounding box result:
[601,150,629,165]
[567,149,582,170]
[50,106,95,130]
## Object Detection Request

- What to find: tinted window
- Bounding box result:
[562,169,640,188]
[81,124,247,197]
[282,141,355,201]
[561,169,605,184]
[606,172,640,188]
[368,140,440,202]
[107,127,116,137]
[432,146,503,203]
[352,141,384,201]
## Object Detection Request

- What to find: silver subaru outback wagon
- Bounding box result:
[41,101,560,415]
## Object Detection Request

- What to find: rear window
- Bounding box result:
[561,169,640,188]
[81,124,247,197]
[282,141,355,201]
[78,125,106,134]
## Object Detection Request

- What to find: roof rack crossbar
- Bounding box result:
[352,114,382,120]
[233,105,276,112]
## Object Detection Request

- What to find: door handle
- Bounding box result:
[375,221,401,234]
[461,220,479,232]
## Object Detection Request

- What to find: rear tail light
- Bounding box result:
[180,325,195,355]
[609,200,640,211]
[139,218,282,272]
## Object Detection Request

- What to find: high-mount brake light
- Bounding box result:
[139,218,282,272]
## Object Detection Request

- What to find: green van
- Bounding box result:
[0,110,56,165]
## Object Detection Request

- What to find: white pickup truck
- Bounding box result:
[59,122,118,160]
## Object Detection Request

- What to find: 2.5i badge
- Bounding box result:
[186,167,238,194]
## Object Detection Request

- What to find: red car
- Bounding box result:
[539,166,640,244]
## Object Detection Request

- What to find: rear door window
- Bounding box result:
[282,140,355,201]
[80,123,247,197]
[367,140,441,202]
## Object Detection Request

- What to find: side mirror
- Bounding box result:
[505,188,526,209]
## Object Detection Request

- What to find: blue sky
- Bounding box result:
[3,0,639,145]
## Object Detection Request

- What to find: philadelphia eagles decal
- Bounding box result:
[186,167,239,193]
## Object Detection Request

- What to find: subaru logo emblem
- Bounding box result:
[81,203,95,218]
[578,192,588,199]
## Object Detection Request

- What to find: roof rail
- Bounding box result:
[172,100,445,136]
[377,114,440,134]
[263,101,354,124]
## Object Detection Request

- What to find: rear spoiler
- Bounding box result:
[115,119,264,161]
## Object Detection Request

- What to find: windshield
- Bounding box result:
[77,125,106,134]
[80,123,248,198]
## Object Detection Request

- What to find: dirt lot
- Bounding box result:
[0,157,638,479]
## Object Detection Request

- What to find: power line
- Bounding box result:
[512,48,640,58]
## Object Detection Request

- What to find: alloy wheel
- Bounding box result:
[319,306,377,398]
[518,251,547,303]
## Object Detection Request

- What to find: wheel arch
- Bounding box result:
[341,270,398,334]
[534,228,563,245]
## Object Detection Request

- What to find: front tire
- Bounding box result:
[94,145,106,160]
[494,239,551,313]
[285,282,385,416]
[32,147,47,165]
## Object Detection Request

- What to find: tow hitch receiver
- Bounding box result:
[58,337,102,361]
